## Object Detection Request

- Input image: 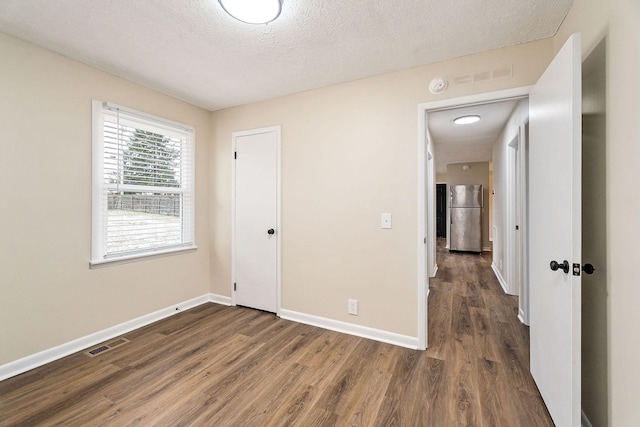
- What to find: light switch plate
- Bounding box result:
[381,213,392,229]
[348,299,358,315]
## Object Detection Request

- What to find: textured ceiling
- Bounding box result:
[429,100,520,173]
[0,0,571,111]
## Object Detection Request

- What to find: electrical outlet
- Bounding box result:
[381,213,392,229]
[348,299,358,315]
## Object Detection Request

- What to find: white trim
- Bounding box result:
[518,308,526,324]
[0,294,217,381]
[276,127,282,314]
[417,108,427,350]
[279,309,419,349]
[231,125,282,313]
[482,246,492,252]
[506,135,519,296]
[518,121,531,326]
[431,264,438,277]
[2,297,422,382]
[91,100,104,262]
[209,293,232,306]
[417,86,533,356]
[491,262,509,294]
[90,100,196,264]
[90,246,197,268]
[231,130,237,307]
[581,410,593,427]
[102,102,195,134]
[417,86,533,113]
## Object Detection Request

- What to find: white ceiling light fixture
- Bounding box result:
[219,0,282,24]
[453,115,481,125]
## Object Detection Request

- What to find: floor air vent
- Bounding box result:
[84,337,130,357]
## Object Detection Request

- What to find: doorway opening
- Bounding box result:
[580,36,607,427]
[436,183,447,238]
[417,86,531,350]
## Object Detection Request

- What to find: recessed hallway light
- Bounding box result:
[219,0,282,24]
[453,115,481,125]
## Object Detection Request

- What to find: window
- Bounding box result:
[91,101,195,265]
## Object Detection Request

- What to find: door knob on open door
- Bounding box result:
[582,263,595,275]
[267,229,275,235]
[550,260,570,274]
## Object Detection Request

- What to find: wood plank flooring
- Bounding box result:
[0,241,553,426]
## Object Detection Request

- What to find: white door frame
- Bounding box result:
[427,148,436,278]
[506,123,529,306]
[506,135,519,296]
[231,125,282,313]
[518,122,530,325]
[417,86,532,350]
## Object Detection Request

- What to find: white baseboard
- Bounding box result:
[517,309,526,325]
[209,293,232,306]
[430,264,438,278]
[491,262,509,294]
[1,294,417,382]
[278,309,419,350]
[0,293,221,381]
[482,246,491,252]
[581,410,593,427]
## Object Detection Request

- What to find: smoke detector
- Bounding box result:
[429,77,448,94]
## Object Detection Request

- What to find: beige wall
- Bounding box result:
[555,0,640,425]
[445,163,491,251]
[435,173,447,183]
[0,33,212,365]
[210,40,554,337]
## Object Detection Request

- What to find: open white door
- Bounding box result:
[529,34,581,426]
[233,126,280,313]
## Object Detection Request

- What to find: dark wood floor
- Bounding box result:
[0,241,553,426]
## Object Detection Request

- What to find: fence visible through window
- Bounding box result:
[106,193,183,254]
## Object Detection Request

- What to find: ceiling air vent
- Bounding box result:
[84,337,130,357]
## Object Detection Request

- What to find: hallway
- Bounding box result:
[426,238,553,425]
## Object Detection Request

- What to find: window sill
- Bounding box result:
[90,245,197,269]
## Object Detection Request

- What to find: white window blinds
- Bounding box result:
[91,101,195,264]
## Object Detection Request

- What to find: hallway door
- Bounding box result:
[529,34,582,427]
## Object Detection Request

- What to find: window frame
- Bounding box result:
[91,100,196,266]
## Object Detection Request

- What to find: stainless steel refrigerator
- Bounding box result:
[450,184,483,252]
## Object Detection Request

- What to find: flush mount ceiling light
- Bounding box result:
[453,115,481,125]
[219,0,282,24]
